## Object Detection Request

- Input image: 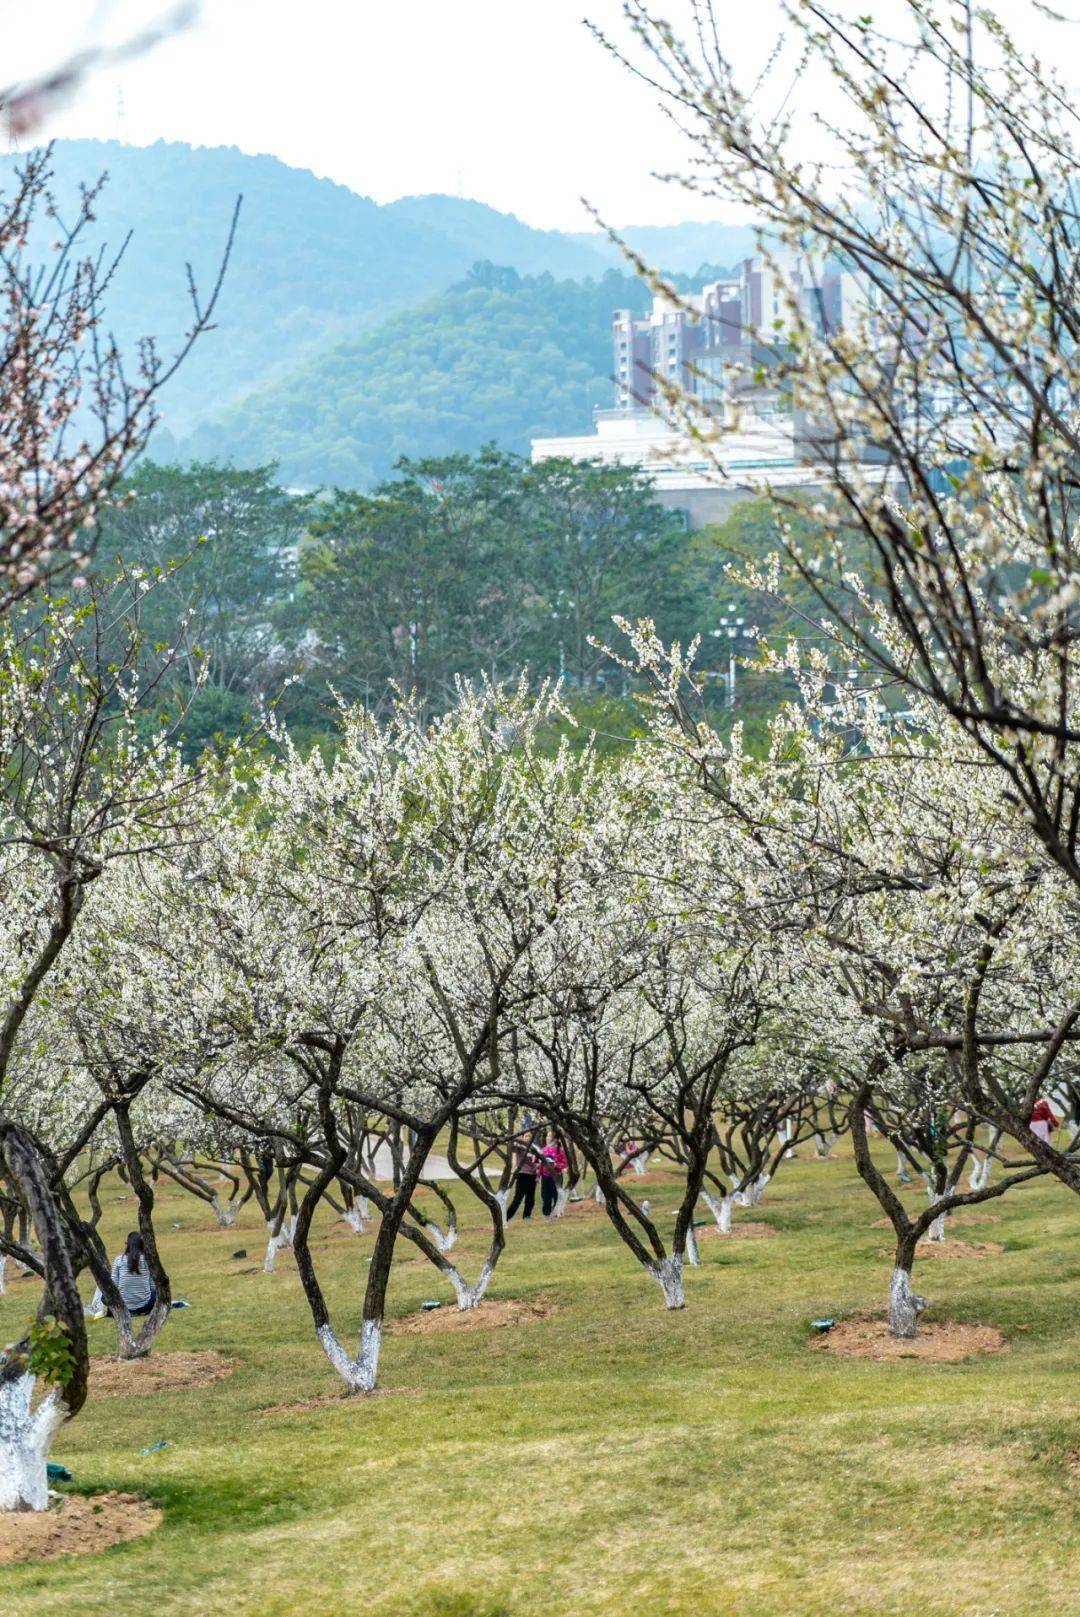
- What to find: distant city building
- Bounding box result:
[535,254,872,526]
[612,255,864,412]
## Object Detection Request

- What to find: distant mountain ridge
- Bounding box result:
[0,139,757,472]
[384,195,610,281]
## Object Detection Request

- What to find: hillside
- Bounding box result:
[0,141,761,470]
[0,142,611,439]
[385,195,607,280]
[182,263,652,488]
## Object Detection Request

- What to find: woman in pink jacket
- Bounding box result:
[539,1130,569,1218]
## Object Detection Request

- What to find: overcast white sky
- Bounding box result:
[2,1,1070,230]
[0,0,781,229]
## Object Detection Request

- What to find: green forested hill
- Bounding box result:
[1,142,612,441]
[182,264,653,488]
[2,140,755,479]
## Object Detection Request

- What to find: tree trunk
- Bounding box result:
[888,1264,926,1338]
[212,1195,240,1228]
[703,1190,734,1233]
[317,1318,382,1395]
[0,1123,88,1509]
[263,1211,296,1273]
[649,1254,686,1309]
[0,1377,64,1512]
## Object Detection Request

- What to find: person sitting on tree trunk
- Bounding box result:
[539,1130,568,1217]
[88,1230,187,1318]
[505,1132,541,1221]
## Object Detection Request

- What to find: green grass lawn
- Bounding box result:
[3,1146,1078,1617]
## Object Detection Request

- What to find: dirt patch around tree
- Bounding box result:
[870,1214,1000,1231]
[811,1315,1007,1362]
[388,1298,556,1335]
[696,1222,775,1240]
[874,1239,1003,1261]
[90,1349,234,1397]
[0,1492,161,1565]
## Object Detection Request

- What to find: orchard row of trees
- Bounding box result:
[4,0,1080,1530]
[1,565,1078,1507]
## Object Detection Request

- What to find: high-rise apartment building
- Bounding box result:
[613,255,860,411]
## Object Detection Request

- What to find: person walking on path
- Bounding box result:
[505,1132,541,1221]
[539,1130,568,1218]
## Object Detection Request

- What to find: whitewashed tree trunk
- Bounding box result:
[750,1172,770,1206]
[703,1190,734,1233]
[888,1267,926,1338]
[683,1224,701,1267]
[212,1196,240,1228]
[0,1375,64,1511]
[648,1254,686,1309]
[594,1183,605,1205]
[264,1212,297,1272]
[551,1184,570,1219]
[814,1131,837,1158]
[263,1223,286,1272]
[316,1319,382,1394]
[447,1256,495,1311]
[630,1152,648,1175]
[781,1118,795,1158]
[926,1186,947,1242]
[341,1207,367,1235]
[968,1129,1001,1190]
[493,1188,509,1230]
[425,1219,458,1253]
[0,1255,5,1295]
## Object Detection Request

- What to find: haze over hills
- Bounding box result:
[572,220,762,274]
[2,139,756,479]
[384,195,611,281]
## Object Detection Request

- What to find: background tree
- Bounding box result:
[523,458,691,690]
[615,0,1080,889]
[96,460,312,749]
